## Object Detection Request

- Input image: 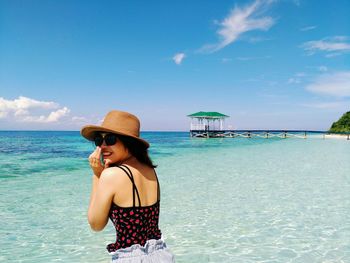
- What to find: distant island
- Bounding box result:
[329,111,350,133]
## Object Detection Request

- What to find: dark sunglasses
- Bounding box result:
[94,133,118,146]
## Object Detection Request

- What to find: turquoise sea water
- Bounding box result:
[0,131,349,263]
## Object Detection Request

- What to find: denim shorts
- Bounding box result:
[109,239,175,263]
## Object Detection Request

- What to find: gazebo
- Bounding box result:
[187,111,229,137]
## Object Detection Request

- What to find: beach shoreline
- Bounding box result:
[324,133,350,140]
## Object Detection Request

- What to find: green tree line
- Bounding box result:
[329,111,350,133]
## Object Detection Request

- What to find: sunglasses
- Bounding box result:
[94,133,118,147]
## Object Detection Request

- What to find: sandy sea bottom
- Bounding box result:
[0,131,349,262]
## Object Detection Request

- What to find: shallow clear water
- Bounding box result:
[0,131,349,262]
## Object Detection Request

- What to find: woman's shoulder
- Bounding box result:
[100,166,131,184]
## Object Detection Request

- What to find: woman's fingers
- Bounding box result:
[89,147,101,159]
[88,146,113,176]
[88,157,99,166]
[104,159,111,169]
[89,147,100,160]
[89,157,100,167]
[89,147,103,167]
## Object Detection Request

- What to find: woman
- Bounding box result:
[81,110,175,262]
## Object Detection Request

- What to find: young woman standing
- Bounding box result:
[81,110,175,262]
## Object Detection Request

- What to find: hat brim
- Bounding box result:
[80,125,150,148]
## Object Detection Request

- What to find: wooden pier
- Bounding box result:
[190,130,324,139]
[187,111,350,140]
[190,130,350,139]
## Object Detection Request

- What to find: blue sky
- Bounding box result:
[1,0,349,131]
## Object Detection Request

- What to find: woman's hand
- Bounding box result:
[88,147,111,177]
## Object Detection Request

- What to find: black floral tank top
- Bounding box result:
[107,165,162,252]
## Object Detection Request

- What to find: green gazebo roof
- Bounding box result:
[187,111,229,119]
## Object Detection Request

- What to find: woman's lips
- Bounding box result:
[102,152,112,157]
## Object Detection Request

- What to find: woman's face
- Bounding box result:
[95,133,130,165]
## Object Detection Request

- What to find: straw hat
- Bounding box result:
[81,110,149,148]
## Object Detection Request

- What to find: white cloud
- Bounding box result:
[72,116,87,122]
[293,0,301,6]
[236,55,271,61]
[305,71,350,97]
[0,96,57,115]
[332,36,348,41]
[325,52,341,58]
[199,0,275,53]
[221,58,232,63]
[47,107,70,122]
[20,109,70,123]
[295,72,306,77]
[288,72,306,84]
[301,36,350,56]
[318,66,328,72]
[0,111,8,118]
[288,78,301,84]
[172,53,186,65]
[300,25,316,32]
[0,96,70,123]
[246,36,272,43]
[302,101,347,109]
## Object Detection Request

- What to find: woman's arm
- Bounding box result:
[87,147,114,231]
[87,170,115,231]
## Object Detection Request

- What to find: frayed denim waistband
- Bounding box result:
[109,239,174,262]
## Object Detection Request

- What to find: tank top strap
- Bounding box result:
[118,165,142,207]
[154,169,160,201]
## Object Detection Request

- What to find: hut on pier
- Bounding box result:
[187,111,229,137]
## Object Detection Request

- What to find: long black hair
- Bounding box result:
[117,134,157,168]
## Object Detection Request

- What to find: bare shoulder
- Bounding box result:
[99,167,130,184]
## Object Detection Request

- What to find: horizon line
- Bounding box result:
[0,129,330,132]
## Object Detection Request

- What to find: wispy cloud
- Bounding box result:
[300,25,316,32]
[324,52,342,58]
[172,53,186,65]
[305,71,350,97]
[221,58,232,63]
[72,116,87,122]
[318,66,328,72]
[199,0,275,53]
[246,36,272,43]
[287,72,307,84]
[301,36,350,56]
[295,72,306,77]
[302,101,347,109]
[236,55,271,61]
[293,0,301,7]
[288,78,301,84]
[0,96,70,123]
